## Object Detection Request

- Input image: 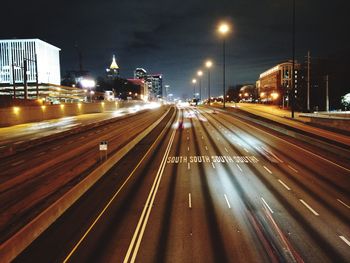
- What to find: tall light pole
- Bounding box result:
[205,60,213,105]
[192,78,197,100]
[218,22,230,109]
[197,70,203,102]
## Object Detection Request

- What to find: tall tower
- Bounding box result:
[106,54,119,79]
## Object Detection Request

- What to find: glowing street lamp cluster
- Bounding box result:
[189,21,232,107]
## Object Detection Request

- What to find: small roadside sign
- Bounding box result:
[99,141,108,151]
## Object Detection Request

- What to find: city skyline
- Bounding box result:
[2,0,350,98]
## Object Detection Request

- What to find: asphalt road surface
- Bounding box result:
[0,106,169,244]
[15,106,350,263]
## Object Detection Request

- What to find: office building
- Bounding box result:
[134,68,147,79]
[0,39,61,99]
[257,61,301,105]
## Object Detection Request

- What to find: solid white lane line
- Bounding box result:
[278,179,291,191]
[64,112,176,263]
[337,199,350,209]
[11,160,25,166]
[205,146,208,151]
[126,128,176,263]
[244,148,249,153]
[224,147,228,153]
[263,166,272,174]
[224,194,231,208]
[187,146,189,152]
[236,164,242,172]
[188,193,192,208]
[188,163,190,170]
[339,236,350,247]
[288,165,298,173]
[299,199,319,216]
[261,197,274,213]
[211,163,216,169]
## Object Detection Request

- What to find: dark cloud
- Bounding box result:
[2,0,350,98]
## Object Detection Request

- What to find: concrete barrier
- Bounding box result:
[0,106,175,263]
[0,101,144,127]
[299,113,350,133]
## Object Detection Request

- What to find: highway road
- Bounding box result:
[14,105,350,262]
[0,103,158,149]
[0,105,169,245]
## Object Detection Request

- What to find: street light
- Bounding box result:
[218,22,231,109]
[90,90,95,102]
[197,70,203,102]
[205,60,213,105]
[192,78,197,99]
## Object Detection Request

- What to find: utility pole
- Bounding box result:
[11,55,16,99]
[307,51,310,112]
[35,53,39,98]
[291,0,296,118]
[208,69,211,105]
[325,75,329,112]
[23,59,28,99]
[199,77,202,101]
[223,38,226,108]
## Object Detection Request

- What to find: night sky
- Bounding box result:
[2,0,349,98]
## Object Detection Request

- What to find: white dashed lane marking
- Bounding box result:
[288,165,298,173]
[263,166,272,174]
[300,199,319,216]
[278,179,291,191]
[337,199,350,209]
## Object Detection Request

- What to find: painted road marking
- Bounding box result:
[187,136,189,141]
[236,164,242,172]
[166,155,259,164]
[244,148,249,153]
[188,163,190,170]
[263,166,272,174]
[232,116,350,173]
[337,199,350,209]
[224,194,231,208]
[188,193,192,208]
[224,147,228,153]
[11,160,25,166]
[35,151,46,157]
[124,120,176,263]
[201,136,204,139]
[339,236,350,247]
[261,197,274,213]
[63,112,178,263]
[288,165,298,173]
[205,146,208,151]
[300,199,319,216]
[187,146,189,152]
[278,179,291,191]
[211,163,216,169]
[14,140,24,145]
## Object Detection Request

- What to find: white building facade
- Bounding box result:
[0,39,61,85]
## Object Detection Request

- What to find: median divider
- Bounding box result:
[0,107,173,263]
